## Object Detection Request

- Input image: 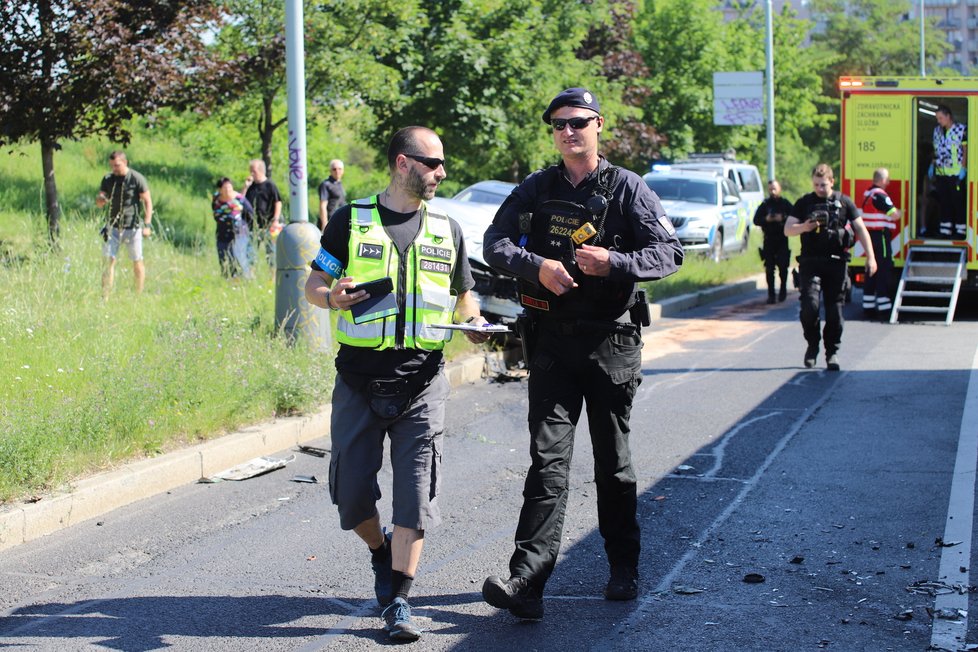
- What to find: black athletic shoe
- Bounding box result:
[370,530,393,607]
[804,345,818,369]
[382,597,422,641]
[604,566,638,601]
[826,353,840,371]
[482,575,544,620]
[766,294,776,304]
[778,287,787,302]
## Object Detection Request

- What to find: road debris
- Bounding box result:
[200,454,296,483]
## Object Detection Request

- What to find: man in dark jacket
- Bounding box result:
[480,88,683,620]
[753,179,793,303]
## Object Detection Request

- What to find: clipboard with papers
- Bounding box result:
[430,323,511,333]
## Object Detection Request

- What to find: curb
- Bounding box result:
[0,276,763,553]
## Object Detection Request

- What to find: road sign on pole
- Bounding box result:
[714,71,764,126]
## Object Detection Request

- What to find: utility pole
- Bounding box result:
[765,0,776,181]
[275,0,331,350]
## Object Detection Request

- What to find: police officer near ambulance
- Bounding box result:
[785,164,876,371]
[480,88,684,619]
[305,126,489,642]
[860,167,902,316]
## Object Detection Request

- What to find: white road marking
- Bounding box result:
[930,345,978,652]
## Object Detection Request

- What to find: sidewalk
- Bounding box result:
[0,276,764,553]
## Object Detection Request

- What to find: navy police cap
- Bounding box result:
[542,88,601,124]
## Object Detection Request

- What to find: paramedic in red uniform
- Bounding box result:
[860,168,902,317]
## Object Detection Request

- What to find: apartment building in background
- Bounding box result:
[721,0,978,74]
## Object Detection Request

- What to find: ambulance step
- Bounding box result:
[894,306,956,314]
[889,244,966,326]
[900,290,953,298]
[903,276,956,284]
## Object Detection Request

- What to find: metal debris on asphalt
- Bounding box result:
[200,454,296,482]
[906,580,976,596]
[893,608,914,621]
[672,585,705,594]
[297,444,329,457]
[292,475,319,483]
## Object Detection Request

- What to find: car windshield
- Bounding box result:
[453,187,509,204]
[645,178,717,205]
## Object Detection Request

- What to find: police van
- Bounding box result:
[655,153,765,217]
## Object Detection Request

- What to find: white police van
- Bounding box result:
[654,153,765,217]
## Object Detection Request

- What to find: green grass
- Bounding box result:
[645,230,765,301]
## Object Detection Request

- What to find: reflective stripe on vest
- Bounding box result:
[334,196,456,350]
[860,187,897,231]
[934,123,966,176]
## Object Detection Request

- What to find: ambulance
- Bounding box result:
[839,76,978,298]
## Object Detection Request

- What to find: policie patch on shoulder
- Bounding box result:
[358,242,384,260]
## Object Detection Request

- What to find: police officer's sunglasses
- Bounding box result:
[404,153,445,169]
[551,116,600,131]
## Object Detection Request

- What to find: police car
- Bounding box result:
[642,169,750,261]
[426,180,521,324]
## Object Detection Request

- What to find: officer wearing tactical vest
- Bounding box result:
[480,88,684,620]
[305,126,489,642]
[785,164,876,371]
[860,168,902,316]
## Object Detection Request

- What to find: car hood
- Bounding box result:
[659,199,717,218]
[426,197,497,266]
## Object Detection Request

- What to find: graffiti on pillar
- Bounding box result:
[288,130,305,197]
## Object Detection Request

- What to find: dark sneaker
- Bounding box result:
[482,575,544,620]
[826,353,840,371]
[382,597,421,641]
[371,530,393,607]
[604,566,638,601]
[778,287,787,302]
[804,345,818,369]
[766,294,776,304]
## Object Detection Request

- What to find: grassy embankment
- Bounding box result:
[0,129,765,504]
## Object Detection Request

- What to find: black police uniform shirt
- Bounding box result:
[752,195,793,252]
[310,201,476,388]
[790,191,859,259]
[483,157,683,320]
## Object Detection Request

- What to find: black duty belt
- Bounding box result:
[535,313,635,336]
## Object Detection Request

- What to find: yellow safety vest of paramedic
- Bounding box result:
[335,195,457,350]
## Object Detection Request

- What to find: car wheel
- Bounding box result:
[709,232,723,262]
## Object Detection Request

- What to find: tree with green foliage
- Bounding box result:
[577,0,663,172]
[0,0,227,241]
[213,0,419,175]
[808,0,951,84]
[362,0,629,186]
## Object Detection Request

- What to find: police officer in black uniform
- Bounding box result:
[480,88,684,620]
[785,164,876,371]
[753,179,793,303]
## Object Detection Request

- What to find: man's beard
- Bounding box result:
[407,165,436,200]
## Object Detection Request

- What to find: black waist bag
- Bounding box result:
[367,378,413,420]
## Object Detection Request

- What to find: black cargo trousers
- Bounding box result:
[798,255,848,355]
[508,317,643,590]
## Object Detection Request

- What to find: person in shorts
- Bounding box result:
[96,151,152,298]
[304,126,489,642]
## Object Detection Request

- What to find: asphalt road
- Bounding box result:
[2,289,978,652]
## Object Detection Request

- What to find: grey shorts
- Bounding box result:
[328,372,448,531]
[103,227,143,261]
